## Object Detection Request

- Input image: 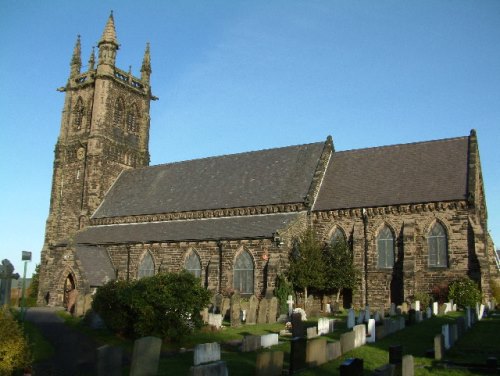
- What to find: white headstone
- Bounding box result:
[194,342,221,366]
[476,303,485,321]
[287,295,294,316]
[347,308,355,329]
[444,302,452,314]
[325,303,331,313]
[426,307,432,319]
[415,300,420,311]
[433,302,439,316]
[317,317,330,335]
[328,318,335,333]
[367,318,376,343]
[353,324,366,348]
[261,333,279,348]
[442,324,450,350]
[208,313,223,329]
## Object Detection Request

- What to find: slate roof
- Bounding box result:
[93,142,326,219]
[75,245,115,286]
[77,212,301,244]
[314,136,469,211]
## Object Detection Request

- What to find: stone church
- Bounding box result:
[38,14,497,312]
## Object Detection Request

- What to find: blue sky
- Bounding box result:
[1,1,499,277]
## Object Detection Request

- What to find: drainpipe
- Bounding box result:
[362,208,369,306]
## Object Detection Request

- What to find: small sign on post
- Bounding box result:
[21,251,32,321]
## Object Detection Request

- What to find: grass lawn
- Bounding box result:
[54,309,500,375]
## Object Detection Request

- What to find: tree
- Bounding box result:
[29,264,40,299]
[287,228,326,306]
[323,240,359,303]
[448,277,482,309]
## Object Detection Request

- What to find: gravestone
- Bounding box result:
[414,300,420,311]
[402,355,414,376]
[257,298,269,324]
[317,317,330,335]
[306,337,327,367]
[397,316,405,330]
[367,318,376,343]
[389,345,403,365]
[374,311,381,323]
[326,341,342,361]
[194,342,221,366]
[286,295,294,316]
[0,259,19,306]
[347,308,356,329]
[441,324,450,349]
[246,295,258,324]
[268,297,278,323]
[432,302,438,316]
[261,333,279,348]
[291,312,304,338]
[325,303,331,313]
[401,302,408,314]
[221,298,230,320]
[97,345,122,376]
[375,323,386,340]
[230,292,241,327]
[340,331,356,354]
[208,313,222,329]
[289,338,307,374]
[307,326,318,339]
[444,302,452,314]
[339,358,363,376]
[455,317,466,337]
[476,303,485,320]
[390,303,396,316]
[329,318,335,333]
[426,307,432,319]
[130,336,162,376]
[242,335,261,352]
[449,324,458,348]
[356,310,365,325]
[408,309,416,325]
[255,351,283,376]
[415,311,423,323]
[201,307,209,324]
[434,334,444,360]
[189,361,228,376]
[353,324,366,348]
[372,363,396,376]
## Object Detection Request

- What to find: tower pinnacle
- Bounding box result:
[70,35,82,77]
[141,42,152,83]
[97,12,119,69]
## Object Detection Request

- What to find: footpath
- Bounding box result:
[24,307,99,376]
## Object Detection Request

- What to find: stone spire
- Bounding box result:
[141,42,152,83]
[70,35,81,77]
[88,47,95,70]
[97,11,119,69]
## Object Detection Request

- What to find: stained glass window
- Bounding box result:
[428,222,448,267]
[233,250,254,294]
[377,225,394,268]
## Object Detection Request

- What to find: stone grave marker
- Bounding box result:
[230,292,241,327]
[397,316,405,330]
[326,341,342,361]
[246,295,258,324]
[426,307,432,319]
[261,333,279,348]
[306,337,327,367]
[365,305,371,322]
[194,342,221,366]
[434,334,444,360]
[347,308,356,329]
[255,351,283,376]
[353,324,366,348]
[208,313,222,329]
[414,300,420,311]
[221,298,230,320]
[449,324,458,348]
[268,297,278,323]
[375,323,386,340]
[444,302,452,314]
[130,336,162,376]
[415,311,423,323]
[329,318,335,333]
[389,345,403,366]
[441,324,450,349]
[317,317,329,335]
[189,361,228,376]
[201,307,209,324]
[257,298,269,324]
[367,318,376,343]
[390,303,396,316]
[402,355,414,376]
[242,335,261,352]
[455,317,466,337]
[339,358,363,376]
[374,311,381,323]
[356,310,365,325]
[401,302,409,314]
[307,326,318,339]
[287,295,294,316]
[408,309,416,325]
[476,303,485,321]
[289,338,307,374]
[291,312,304,338]
[432,301,438,316]
[340,331,356,354]
[97,345,122,376]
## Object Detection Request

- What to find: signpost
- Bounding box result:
[21,251,32,321]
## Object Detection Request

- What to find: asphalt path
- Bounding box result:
[24,307,98,375]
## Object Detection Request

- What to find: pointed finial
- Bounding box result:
[70,34,82,77]
[88,47,95,70]
[141,42,152,83]
[98,11,119,48]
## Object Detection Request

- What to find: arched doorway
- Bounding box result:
[63,273,77,314]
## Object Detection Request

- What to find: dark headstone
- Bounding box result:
[408,309,416,325]
[372,364,396,376]
[339,358,363,376]
[291,312,304,338]
[130,336,162,376]
[97,345,122,376]
[389,345,403,365]
[289,338,307,375]
[486,357,497,370]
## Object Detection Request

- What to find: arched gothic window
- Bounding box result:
[233,250,254,295]
[330,228,347,247]
[126,104,138,132]
[428,222,448,267]
[114,97,124,127]
[377,225,395,268]
[138,252,155,279]
[185,250,202,278]
[73,97,84,130]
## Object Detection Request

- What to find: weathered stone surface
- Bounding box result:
[242,335,261,352]
[194,342,221,366]
[353,324,366,348]
[306,337,327,367]
[257,298,269,324]
[130,336,162,376]
[340,331,356,354]
[326,341,342,361]
[402,355,414,376]
[230,293,241,327]
[261,333,279,348]
[347,308,356,329]
[289,338,307,374]
[246,295,258,324]
[434,334,444,360]
[189,360,228,376]
[307,326,318,339]
[268,297,278,323]
[208,313,222,329]
[367,318,376,343]
[255,351,283,376]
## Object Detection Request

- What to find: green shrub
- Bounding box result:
[431,283,449,304]
[413,291,432,310]
[92,272,211,341]
[0,306,31,375]
[448,277,482,309]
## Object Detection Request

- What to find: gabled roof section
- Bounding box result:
[78,212,301,244]
[75,245,115,286]
[314,136,469,211]
[93,141,326,219]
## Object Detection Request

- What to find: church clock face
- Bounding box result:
[77,147,85,160]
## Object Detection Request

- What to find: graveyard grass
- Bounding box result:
[54,309,500,375]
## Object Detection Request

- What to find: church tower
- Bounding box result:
[38,13,155,304]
